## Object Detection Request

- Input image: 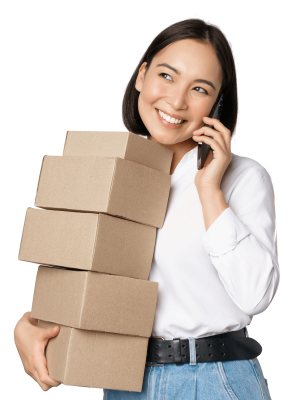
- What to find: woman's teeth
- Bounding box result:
[158,109,184,124]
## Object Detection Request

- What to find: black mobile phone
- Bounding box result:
[197,94,224,170]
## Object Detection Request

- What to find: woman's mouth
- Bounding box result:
[156,108,186,128]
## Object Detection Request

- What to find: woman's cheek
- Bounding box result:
[193,102,211,122]
[142,78,168,105]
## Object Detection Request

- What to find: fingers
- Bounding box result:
[193,128,227,153]
[35,356,60,389]
[16,320,61,391]
[40,325,60,342]
[34,325,61,389]
[23,338,60,391]
[193,117,231,149]
[28,369,51,391]
[203,117,231,135]
[193,134,224,156]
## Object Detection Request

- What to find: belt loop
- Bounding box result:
[173,338,182,364]
[188,338,196,365]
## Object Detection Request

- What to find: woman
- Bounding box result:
[15,19,279,399]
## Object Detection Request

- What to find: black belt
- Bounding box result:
[146,327,262,366]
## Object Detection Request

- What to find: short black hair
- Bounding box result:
[122,19,238,138]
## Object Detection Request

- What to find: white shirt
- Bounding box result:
[147,144,280,340]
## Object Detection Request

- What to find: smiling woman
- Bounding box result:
[110,18,276,399]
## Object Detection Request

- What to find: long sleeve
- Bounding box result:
[201,166,280,316]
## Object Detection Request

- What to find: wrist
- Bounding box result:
[199,188,228,231]
[198,187,222,204]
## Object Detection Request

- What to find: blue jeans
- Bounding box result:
[103,357,271,399]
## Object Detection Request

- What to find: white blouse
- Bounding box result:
[147,144,280,340]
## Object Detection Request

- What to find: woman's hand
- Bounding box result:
[193,116,232,195]
[14,311,60,391]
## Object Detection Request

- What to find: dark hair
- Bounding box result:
[122,19,238,137]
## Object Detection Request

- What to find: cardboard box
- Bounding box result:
[18,208,156,279]
[63,131,173,175]
[32,266,158,337]
[35,156,171,228]
[39,320,148,392]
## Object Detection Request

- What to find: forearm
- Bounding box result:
[199,188,229,231]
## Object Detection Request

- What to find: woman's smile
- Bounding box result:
[155,108,186,129]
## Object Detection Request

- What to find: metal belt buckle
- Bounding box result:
[146,336,165,367]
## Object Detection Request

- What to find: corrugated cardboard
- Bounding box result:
[18,208,156,279]
[39,320,148,392]
[32,266,158,337]
[35,156,171,228]
[63,131,173,175]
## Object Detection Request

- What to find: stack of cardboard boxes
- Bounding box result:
[18,131,173,392]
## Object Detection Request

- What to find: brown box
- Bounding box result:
[63,131,173,175]
[35,156,171,228]
[32,266,158,337]
[18,208,156,279]
[39,320,148,392]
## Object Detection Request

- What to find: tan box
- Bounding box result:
[35,156,171,228]
[18,208,156,279]
[39,320,148,392]
[63,131,173,175]
[32,266,158,337]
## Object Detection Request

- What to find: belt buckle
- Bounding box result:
[146,336,165,367]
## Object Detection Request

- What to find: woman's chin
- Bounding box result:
[149,132,176,146]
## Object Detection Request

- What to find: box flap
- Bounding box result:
[62,130,173,174]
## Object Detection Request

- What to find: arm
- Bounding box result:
[192,117,279,316]
[200,167,280,315]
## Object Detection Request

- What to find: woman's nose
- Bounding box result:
[166,86,188,110]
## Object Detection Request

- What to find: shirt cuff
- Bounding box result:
[201,207,251,256]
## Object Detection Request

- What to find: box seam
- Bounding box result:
[63,327,73,384]
[79,273,88,328]
[62,131,69,155]
[91,214,100,269]
[34,156,46,206]
[105,158,117,215]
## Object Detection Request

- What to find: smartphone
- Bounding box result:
[197,94,224,170]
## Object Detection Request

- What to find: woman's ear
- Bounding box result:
[135,62,147,92]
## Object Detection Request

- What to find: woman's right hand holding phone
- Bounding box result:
[14,312,61,391]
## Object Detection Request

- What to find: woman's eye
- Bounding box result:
[193,87,208,94]
[159,75,207,94]
[160,73,173,81]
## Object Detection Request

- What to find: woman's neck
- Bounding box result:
[148,136,198,175]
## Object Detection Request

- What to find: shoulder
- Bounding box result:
[221,153,273,195]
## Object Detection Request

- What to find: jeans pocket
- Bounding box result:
[216,362,239,400]
[219,359,272,400]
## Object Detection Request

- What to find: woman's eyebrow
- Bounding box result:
[156,63,216,91]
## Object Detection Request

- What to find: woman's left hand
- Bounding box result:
[193,116,232,194]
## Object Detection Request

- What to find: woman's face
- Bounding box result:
[135,39,223,147]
